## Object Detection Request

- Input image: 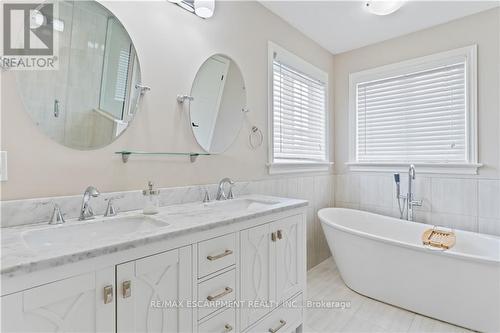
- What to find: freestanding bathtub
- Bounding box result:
[318,208,500,333]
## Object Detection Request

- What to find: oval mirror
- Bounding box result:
[190,54,246,153]
[15,0,142,150]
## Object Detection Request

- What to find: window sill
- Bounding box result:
[346,162,483,175]
[267,161,333,175]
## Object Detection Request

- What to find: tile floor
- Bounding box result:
[305,258,474,333]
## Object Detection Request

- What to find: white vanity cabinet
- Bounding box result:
[1,267,116,332]
[274,215,304,304]
[116,246,192,333]
[1,205,306,333]
[240,215,305,331]
[240,223,273,329]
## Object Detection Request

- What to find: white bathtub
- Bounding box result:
[318,208,500,333]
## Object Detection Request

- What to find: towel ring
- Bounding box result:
[249,126,263,149]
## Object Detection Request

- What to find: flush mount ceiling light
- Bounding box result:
[364,1,404,16]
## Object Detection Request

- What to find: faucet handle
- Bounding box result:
[104,198,117,217]
[203,189,211,203]
[412,199,423,207]
[227,183,235,200]
[49,203,65,225]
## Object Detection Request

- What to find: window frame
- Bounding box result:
[267,41,332,175]
[347,45,481,175]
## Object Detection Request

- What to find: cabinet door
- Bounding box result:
[116,246,192,333]
[1,267,115,333]
[240,223,274,330]
[273,215,305,304]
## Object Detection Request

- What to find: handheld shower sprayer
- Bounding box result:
[394,173,400,198]
[393,165,422,221]
[394,173,406,219]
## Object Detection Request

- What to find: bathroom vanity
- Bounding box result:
[1,196,307,333]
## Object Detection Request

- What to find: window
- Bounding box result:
[268,42,330,174]
[348,45,480,174]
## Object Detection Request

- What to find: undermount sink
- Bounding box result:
[22,215,169,249]
[204,198,281,211]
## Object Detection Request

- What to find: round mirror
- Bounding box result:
[15,0,142,150]
[190,54,246,153]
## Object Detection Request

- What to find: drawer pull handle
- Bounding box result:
[103,285,113,304]
[207,249,233,261]
[122,280,131,298]
[207,287,233,301]
[271,232,277,242]
[224,324,233,332]
[269,319,286,333]
[277,230,283,240]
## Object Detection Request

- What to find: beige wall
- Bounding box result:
[0,1,334,200]
[333,7,500,178]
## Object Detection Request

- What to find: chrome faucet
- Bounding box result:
[216,178,235,200]
[394,165,422,221]
[407,165,422,221]
[79,186,100,221]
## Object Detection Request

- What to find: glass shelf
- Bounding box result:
[115,151,210,163]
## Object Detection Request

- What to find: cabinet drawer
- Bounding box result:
[245,294,302,333]
[198,269,236,320]
[198,233,236,278]
[198,307,236,333]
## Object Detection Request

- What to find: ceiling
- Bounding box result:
[260,1,500,54]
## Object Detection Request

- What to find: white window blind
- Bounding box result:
[273,59,327,162]
[356,62,467,163]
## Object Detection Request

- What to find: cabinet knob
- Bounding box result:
[277,229,283,240]
[271,232,277,242]
[224,324,233,332]
[122,280,131,298]
[103,285,113,304]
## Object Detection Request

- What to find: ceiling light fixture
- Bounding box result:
[364,1,404,16]
[194,0,215,18]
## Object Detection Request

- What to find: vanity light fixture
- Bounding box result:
[53,18,65,32]
[168,0,214,18]
[364,0,404,16]
[30,10,45,29]
[194,0,215,18]
[168,0,194,13]
[30,9,65,32]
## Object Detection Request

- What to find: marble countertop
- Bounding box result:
[1,195,307,277]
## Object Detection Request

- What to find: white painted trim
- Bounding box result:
[267,162,333,175]
[267,41,331,174]
[268,42,328,83]
[348,45,479,173]
[346,162,482,175]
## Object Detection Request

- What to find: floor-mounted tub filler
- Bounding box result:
[318,208,500,333]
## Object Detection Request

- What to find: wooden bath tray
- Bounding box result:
[422,228,456,250]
